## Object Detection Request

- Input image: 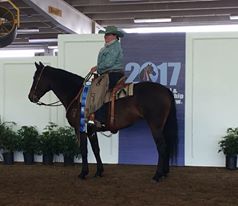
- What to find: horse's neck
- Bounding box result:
[49,72,83,109]
[52,86,76,109]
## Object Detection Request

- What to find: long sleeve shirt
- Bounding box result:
[97,40,123,75]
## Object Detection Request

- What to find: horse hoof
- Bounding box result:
[94,173,103,178]
[163,173,168,178]
[94,170,104,177]
[78,174,86,179]
[78,172,88,179]
[152,175,160,182]
[152,172,165,182]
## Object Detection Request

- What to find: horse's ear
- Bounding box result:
[39,61,44,67]
[35,62,41,70]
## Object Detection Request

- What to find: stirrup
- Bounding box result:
[88,120,95,125]
[88,113,95,125]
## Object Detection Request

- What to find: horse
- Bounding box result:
[139,64,154,81]
[28,62,178,182]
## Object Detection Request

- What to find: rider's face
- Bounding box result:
[104,33,117,43]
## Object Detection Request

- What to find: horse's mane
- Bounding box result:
[45,65,85,98]
[47,65,84,81]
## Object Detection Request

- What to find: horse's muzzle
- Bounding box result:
[28,93,39,103]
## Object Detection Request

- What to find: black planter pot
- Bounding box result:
[23,152,34,165]
[64,155,74,166]
[2,152,14,165]
[226,155,237,170]
[42,154,54,165]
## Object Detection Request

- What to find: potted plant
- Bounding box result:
[218,127,238,170]
[57,126,81,166]
[0,119,19,165]
[39,122,60,165]
[17,125,40,165]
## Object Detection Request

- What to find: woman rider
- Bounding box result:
[89,26,125,125]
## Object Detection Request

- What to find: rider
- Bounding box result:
[89,25,125,125]
[90,25,124,90]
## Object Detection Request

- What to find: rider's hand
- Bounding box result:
[90,66,97,73]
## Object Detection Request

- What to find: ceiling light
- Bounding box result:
[17,29,39,34]
[0,49,45,58]
[230,16,238,20]
[110,0,142,1]
[48,46,58,49]
[28,38,58,43]
[134,18,172,23]
[123,24,238,33]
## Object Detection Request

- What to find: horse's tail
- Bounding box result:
[164,89,178,162]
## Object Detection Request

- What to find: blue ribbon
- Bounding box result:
[80,82,91,132]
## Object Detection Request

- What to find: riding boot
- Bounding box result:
[88,113,95,125]
[109,72,124,90]
[95,104,107,125]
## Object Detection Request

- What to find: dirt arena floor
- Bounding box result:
[0,163,237,206]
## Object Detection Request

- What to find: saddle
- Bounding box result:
[84,73,133,129]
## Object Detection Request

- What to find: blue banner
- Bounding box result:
[119,33,185,166]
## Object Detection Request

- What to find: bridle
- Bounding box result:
[33,67,95,112]
[32,66,62,107]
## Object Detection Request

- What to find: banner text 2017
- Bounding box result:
[125,61,181,86]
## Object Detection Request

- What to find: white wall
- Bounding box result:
[185,32,238,166]
[0,57,59,162]
[0,57,58,128]
[58,34,119,164]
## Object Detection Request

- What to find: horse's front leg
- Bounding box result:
[78,132,89,179]
[87,126,104,177]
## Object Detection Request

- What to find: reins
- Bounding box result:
[36,101,62,106]
[65,71,94,113]
[34,67,94,109]
[65,87,82,113]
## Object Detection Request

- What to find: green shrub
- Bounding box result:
[0,119,19,152]
[218,127,238,156]
[57,126,80,158]
[39,122,60,156]
[17,126,40,154]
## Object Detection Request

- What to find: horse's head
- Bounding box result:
[140,64,154,81]
[28,62,51,103]
[145,64,153,73]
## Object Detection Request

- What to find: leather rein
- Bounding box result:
[33,67,93,113]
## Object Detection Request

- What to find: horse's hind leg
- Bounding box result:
[163,145,170,176]
[147,120,168,182]
[88,132,104,177]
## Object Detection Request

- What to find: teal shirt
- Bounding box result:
[97,40,123,74]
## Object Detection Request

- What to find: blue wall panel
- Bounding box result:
[119,33,185,166]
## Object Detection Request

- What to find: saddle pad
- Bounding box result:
[84,74,134,120]
[104,84,134,103]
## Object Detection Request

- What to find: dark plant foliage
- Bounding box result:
[0,119,19,152]
[218,127,238,156]
[17,126,40,154]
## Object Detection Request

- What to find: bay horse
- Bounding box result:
[28,62,178,182]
